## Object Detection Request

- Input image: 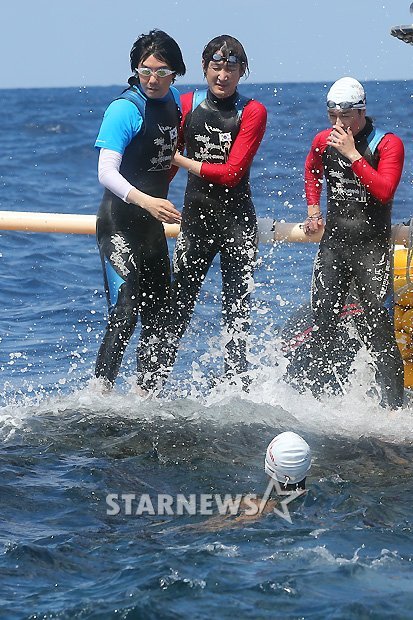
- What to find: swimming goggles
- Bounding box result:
[327,100,366,110]
[136,67,175,78]
[211,52,240,64]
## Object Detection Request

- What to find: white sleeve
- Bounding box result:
[97,148,134,203]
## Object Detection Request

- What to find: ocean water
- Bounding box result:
[1,80,413,619]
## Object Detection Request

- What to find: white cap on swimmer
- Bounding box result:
[264,432,311,485]
[327,77,366,110]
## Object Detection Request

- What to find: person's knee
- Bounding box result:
[107,304,137,336]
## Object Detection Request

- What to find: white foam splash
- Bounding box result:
[1,338,412,445]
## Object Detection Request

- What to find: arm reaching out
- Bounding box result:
[98,148,181,224]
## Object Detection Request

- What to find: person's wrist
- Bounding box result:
[307,205,322,217]
[134,192,150,211]
[348,151,362,164]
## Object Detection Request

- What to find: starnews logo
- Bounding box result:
[106,478,305,523]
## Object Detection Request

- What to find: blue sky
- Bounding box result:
[1,0,412,88]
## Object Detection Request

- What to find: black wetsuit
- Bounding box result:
[167,89,258,376]
[95,85,180,388]
[307,119,404,407]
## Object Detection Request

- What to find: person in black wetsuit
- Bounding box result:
[302,77,405,408]
[94,30,185,391]
[164,35,267,384]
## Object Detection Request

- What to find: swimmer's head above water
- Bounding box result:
[265,431,312,491]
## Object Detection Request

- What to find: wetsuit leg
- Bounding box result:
[136,225,172,390]
[307,242,353,392]
[220,216,257,375]
[350,243,404,408]
[95,201,172,389]
[166,227,217,369]
[95,227,140,386]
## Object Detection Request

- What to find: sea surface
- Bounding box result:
[1,80,413,619]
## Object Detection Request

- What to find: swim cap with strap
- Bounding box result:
[327,77,366,109]
[265,431,311,485]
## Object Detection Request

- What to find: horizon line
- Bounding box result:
[1,77,413,91]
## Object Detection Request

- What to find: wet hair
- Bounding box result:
[201,35,249,77]
[129,29,186,76]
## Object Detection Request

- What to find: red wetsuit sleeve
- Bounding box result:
[169,92,193,183]
[351,133,404,203]
[200,100,267,188]
[304,131,329,206]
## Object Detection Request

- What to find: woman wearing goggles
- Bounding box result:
[93,30,186,392]
[163,35,267,387]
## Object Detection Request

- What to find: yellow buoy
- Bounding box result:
[401,308,413,334]
[394,304,405,331]
[394,248,409,277]
[395,330,413,360]
[393,250,413,387]
[394,277,413,308]
[403,361,413,388]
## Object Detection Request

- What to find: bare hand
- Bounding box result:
[172,152,184,168]
[303,214,324,235]
[172,152,202,177]
[327,125,359,161]
[141,197,181,224]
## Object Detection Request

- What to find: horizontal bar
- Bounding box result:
[0,210,408,245]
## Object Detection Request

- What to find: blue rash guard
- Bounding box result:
[95,84,181,388]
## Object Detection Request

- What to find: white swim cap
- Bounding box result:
[327,77,366,110]
[264,432,311,485]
